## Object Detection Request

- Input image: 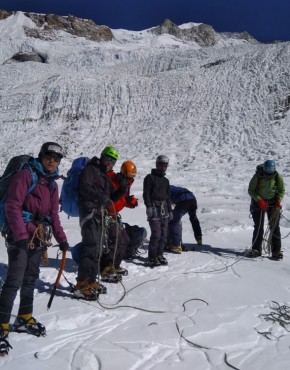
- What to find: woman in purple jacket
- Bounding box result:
[0,142,68,356]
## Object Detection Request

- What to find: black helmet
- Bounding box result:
[39,142,64,159]
[156,155,169,164]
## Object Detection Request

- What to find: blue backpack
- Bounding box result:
[60,157,90,217]
[0,155,38,232]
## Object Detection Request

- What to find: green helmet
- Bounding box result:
[101,146,119,160]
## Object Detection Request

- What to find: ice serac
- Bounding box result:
[0,11,289,172]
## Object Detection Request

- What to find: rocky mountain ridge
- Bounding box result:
[0,10,257,45]
[0,9,113,41]
[151,18,258,46]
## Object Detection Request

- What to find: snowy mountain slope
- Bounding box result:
[0,11,290,175]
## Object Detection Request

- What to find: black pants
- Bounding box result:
[0,245,42,324]
[100,221,130,270]
[77,211,102,282]
[251,203,281,254]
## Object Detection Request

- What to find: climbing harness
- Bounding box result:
[28,223,52,250]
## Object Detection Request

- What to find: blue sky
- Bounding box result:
[0,0,289,42]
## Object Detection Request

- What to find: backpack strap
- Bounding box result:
[20,167,39,224]
[27,168,39,194]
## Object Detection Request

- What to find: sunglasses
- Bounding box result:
[43,152,62,163]
[102,155,116,165]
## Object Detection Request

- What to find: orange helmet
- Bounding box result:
[120,161,137,179]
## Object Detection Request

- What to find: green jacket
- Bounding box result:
[248,166,285,203]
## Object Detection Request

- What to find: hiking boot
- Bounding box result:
[0,326,12,357]
[101,266,122,283]
[165,245,182,254]
[157,255,168,265]
[73,278,99,300]
[148,257,161,268]
[272,251,283,260]
[13,316,46,337]
[196,238,202,245]
[115,266,128,276]
[248,249,261,258]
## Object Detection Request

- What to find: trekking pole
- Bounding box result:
[47,249,67,310]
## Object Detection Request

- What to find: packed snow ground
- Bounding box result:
[1,11,290,370]
[0,172,290,370]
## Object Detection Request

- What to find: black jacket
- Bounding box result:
[78,157,125,212]
[143,169,172,211]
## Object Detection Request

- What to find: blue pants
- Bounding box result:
[169,199,202,246]
[148,217,169,258]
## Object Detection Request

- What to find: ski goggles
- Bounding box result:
[43,152,62,162]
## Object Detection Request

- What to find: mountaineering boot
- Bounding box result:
[73,278,99,300]
[0,324,12,357]
[13,315,46,337]
[165,245,182,254]
[248,249,261,258]
[115,266,128,276]
[272,251,283,260]
[148,257,161,268]
[101,266,122,283]
[89,281,107,294]
[157,255,168,266]
[196,238,202,245]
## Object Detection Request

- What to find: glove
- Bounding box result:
[59,241,69,252]
[146,207,153,218]
[275,201,282,208]
[169,212,173,221]
[14,239,28,249]
[258,199,267,211]
[126,195,138,208]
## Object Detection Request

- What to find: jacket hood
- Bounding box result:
[256,164,277,178]
[90,156,107,173]
[151,168,165,177]
[30,158,59,178]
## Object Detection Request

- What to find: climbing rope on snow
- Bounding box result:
[175,298,240,370]
[259,301,290,333]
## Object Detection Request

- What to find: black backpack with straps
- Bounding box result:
[0,155,38,232]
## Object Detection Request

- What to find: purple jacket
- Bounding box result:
[5,167,67,243]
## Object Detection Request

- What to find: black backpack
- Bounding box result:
[124,223,147,259]
[0,155,38,232]
[256,164,278,185]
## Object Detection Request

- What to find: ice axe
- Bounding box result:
[47,248,67,310]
